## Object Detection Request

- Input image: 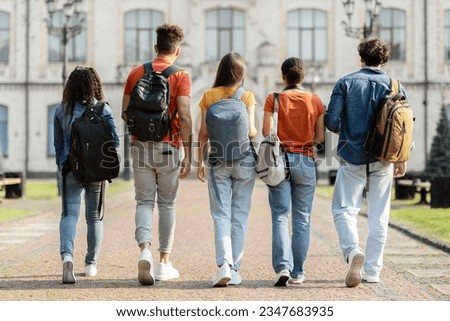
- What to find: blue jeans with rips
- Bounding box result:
[268,152,316,278]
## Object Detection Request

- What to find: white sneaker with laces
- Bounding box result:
[212,264,231,287]
[138,248,155,286]
[84,265,97,277]
[62,255,76,284]
[274,269,290,287]
[345,248,365,287]
[362,271,380,283]
[155,263,180,281]
[228,270,242,285]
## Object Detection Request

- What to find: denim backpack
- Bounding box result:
[205,87,251,161]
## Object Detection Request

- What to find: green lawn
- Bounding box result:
[0,179,133,223]
[316,185,450,244]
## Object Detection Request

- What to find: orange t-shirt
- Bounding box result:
[123,57,191,148]
[264,91,324,157]
[198,86,256,110]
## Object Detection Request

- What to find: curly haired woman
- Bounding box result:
[54,66,119,284]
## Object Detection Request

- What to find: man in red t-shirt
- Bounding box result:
[121,23,192,286]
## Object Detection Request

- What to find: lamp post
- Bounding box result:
[342,0,382,39]
[45,0,85,86]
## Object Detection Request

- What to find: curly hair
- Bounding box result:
[62,66,104,115]
[281,57,305,85]
[358,39,390,67]
[156,23,184,55]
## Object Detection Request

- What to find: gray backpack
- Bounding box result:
[205,87,251,160]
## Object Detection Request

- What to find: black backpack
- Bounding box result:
[126,62,181,141]
[65,102,120,185]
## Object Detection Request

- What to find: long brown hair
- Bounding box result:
[213,52,246,88]
[62,66,104,115]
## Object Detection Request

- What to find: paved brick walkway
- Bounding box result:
[0,178,449,302]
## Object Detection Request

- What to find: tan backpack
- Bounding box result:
[364,78,414,163]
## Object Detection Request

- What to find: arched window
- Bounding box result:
[287,9,327,62]
[445,10,450,61]
[0,11,9,63]
[0,105,7,157]
[48,11,87,62]
[380,8,406,61]
[124,9,164,64]
[206,9,245,61]
[48,105,58,157]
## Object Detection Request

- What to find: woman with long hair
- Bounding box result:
[54,66,119,284]
[197,52,257,287]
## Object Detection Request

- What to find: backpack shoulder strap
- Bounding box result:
[390,78,400,95]
[231,87,246,100]
[143,61,154,74]
[161,64,182,79]
[272,93,279,135]
[93,101,106,116]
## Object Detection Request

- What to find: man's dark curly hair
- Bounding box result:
[358,39,390,67]
[62,66,104,115]
[156,23,184,55]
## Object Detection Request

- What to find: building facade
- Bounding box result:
[0,0,449,178]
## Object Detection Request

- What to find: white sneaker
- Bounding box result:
[138,248,155,286]
[228,270,242,285]
[362,271,381,283]
[155,263,180,281]
[212,264,231,287]
[274,269,290,287]
[290,274,305,284]
[345,248,365,287]
[84,265,97,277]
[62,256,76,284]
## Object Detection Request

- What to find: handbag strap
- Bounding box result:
[272,92,279,136]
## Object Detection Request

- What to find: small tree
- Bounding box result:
[424,106,450,178]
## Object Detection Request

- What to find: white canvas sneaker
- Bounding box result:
[345,248,365,287]
[274,269,290,287]
[362,270,381,283]
[212,264,231,287]
[84,265,97,277]
[62,255,76,284]
[155,263,180,281]
[290,274,306,284]
[228,270,242,285]
[138,248,155,286]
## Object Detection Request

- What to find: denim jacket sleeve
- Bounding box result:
[53,105,64,170]
[325,80,345,133]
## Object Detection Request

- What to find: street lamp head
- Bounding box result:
[342,0,355,19]
[45,0,56,16]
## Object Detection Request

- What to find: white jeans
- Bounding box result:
[132,141,181,253]
[332,159,393,277]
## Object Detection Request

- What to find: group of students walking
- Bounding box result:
[54,23,408,289]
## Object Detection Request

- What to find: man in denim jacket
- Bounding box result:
[325,39,407,287]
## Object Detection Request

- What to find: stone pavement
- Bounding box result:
[0,178,449,302]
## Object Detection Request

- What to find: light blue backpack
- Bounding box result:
[205,87,251,161]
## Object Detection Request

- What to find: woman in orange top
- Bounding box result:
[263,57,325,286]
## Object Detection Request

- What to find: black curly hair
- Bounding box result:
[62,66,104,115]
[358,39,390,67]
[156,23,184,55]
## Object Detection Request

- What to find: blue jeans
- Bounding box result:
[59,171,103,266]
[332,159,393,277]
[268,153,316,278]
[207,154,256,271]
[132,141,181,253]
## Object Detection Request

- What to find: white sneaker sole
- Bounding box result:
[213,276,231,287]
[138,260,154,285]
[155,274,180,281]
[63,261,76,284]
[346,253,364,287]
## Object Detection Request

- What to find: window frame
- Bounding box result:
[205,8,246,61]
[0,105,8,157]
[0,11,9,63]
[379,8,406,62]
